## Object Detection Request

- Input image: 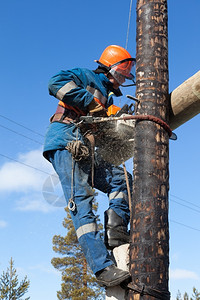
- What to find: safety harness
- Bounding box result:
[50,101,86,124]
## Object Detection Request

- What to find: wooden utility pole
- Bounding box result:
[106,1,199,299]
[128,0,170,299]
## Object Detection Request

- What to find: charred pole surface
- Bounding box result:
[128,0,170,299]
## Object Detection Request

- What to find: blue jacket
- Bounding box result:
[43,68,121,158]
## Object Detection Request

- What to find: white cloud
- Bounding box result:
[170,268,200,280]
[0,220,7,228]
[29,263,59,275]
[15,193,58,213]
[0,149,62,213]
[0,148,53,193]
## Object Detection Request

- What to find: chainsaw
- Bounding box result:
[79,95,138,166]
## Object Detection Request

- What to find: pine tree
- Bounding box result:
[51,201,105,300]
[183,292,189,300]
[191,287,200,300]
[0,258,30,300]
[176,288,200,300]
[177,290,182,300]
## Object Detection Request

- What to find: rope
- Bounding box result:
[122,162,132,219]
[65,129,90,211]
[68,158,76,212]
[125,0,133,49]
[66,140,90,211]
[65,140,89,161]
[128,283,171,300]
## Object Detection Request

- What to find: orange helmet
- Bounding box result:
[96,45,136,85]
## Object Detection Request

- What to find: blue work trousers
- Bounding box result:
[47,148,132,274]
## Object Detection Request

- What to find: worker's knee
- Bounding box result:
[75,222,97,240]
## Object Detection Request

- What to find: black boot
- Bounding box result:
[95,264,131,287]
[104,209,129,250]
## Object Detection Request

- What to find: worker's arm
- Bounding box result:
[48,68,102,112]
[88,97,108,117]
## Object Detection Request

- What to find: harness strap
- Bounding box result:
[50,104,83,124]
[58,101,86,116]
[50,113,73,124]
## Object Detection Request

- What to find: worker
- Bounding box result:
[43,45,135,287]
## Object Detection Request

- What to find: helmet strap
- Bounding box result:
[95,60,111,72]
[93,66,110,74]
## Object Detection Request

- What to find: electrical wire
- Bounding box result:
[0,114,45,137]
[170,199,200,214]
[170,193,200,210]
[170,219,200,233]
[99,191,200,233]
[99,190,200,217]
[125,0,133,50]
[0,124,43,145]
[0,153,52,176]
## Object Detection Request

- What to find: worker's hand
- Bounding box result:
[88,97,107,117]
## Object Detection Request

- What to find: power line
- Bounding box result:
[170,219,200,233]
[100,190,200,218]
[0,153,52,176]
[0,114,45,137]
[125,0,133,50]
[170,193,200,210]
[0,124,43,145]
[170,199,200,214]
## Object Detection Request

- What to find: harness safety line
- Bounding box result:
[128,283,170,300]
[66,128,89,211]
[68,156,76,212]
[122,162,132,219]
[66,128,94,211]
[66,140,89,161]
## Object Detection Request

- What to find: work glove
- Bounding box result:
[88,97,107,117]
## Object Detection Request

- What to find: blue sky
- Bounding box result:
[0,0,200,299]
